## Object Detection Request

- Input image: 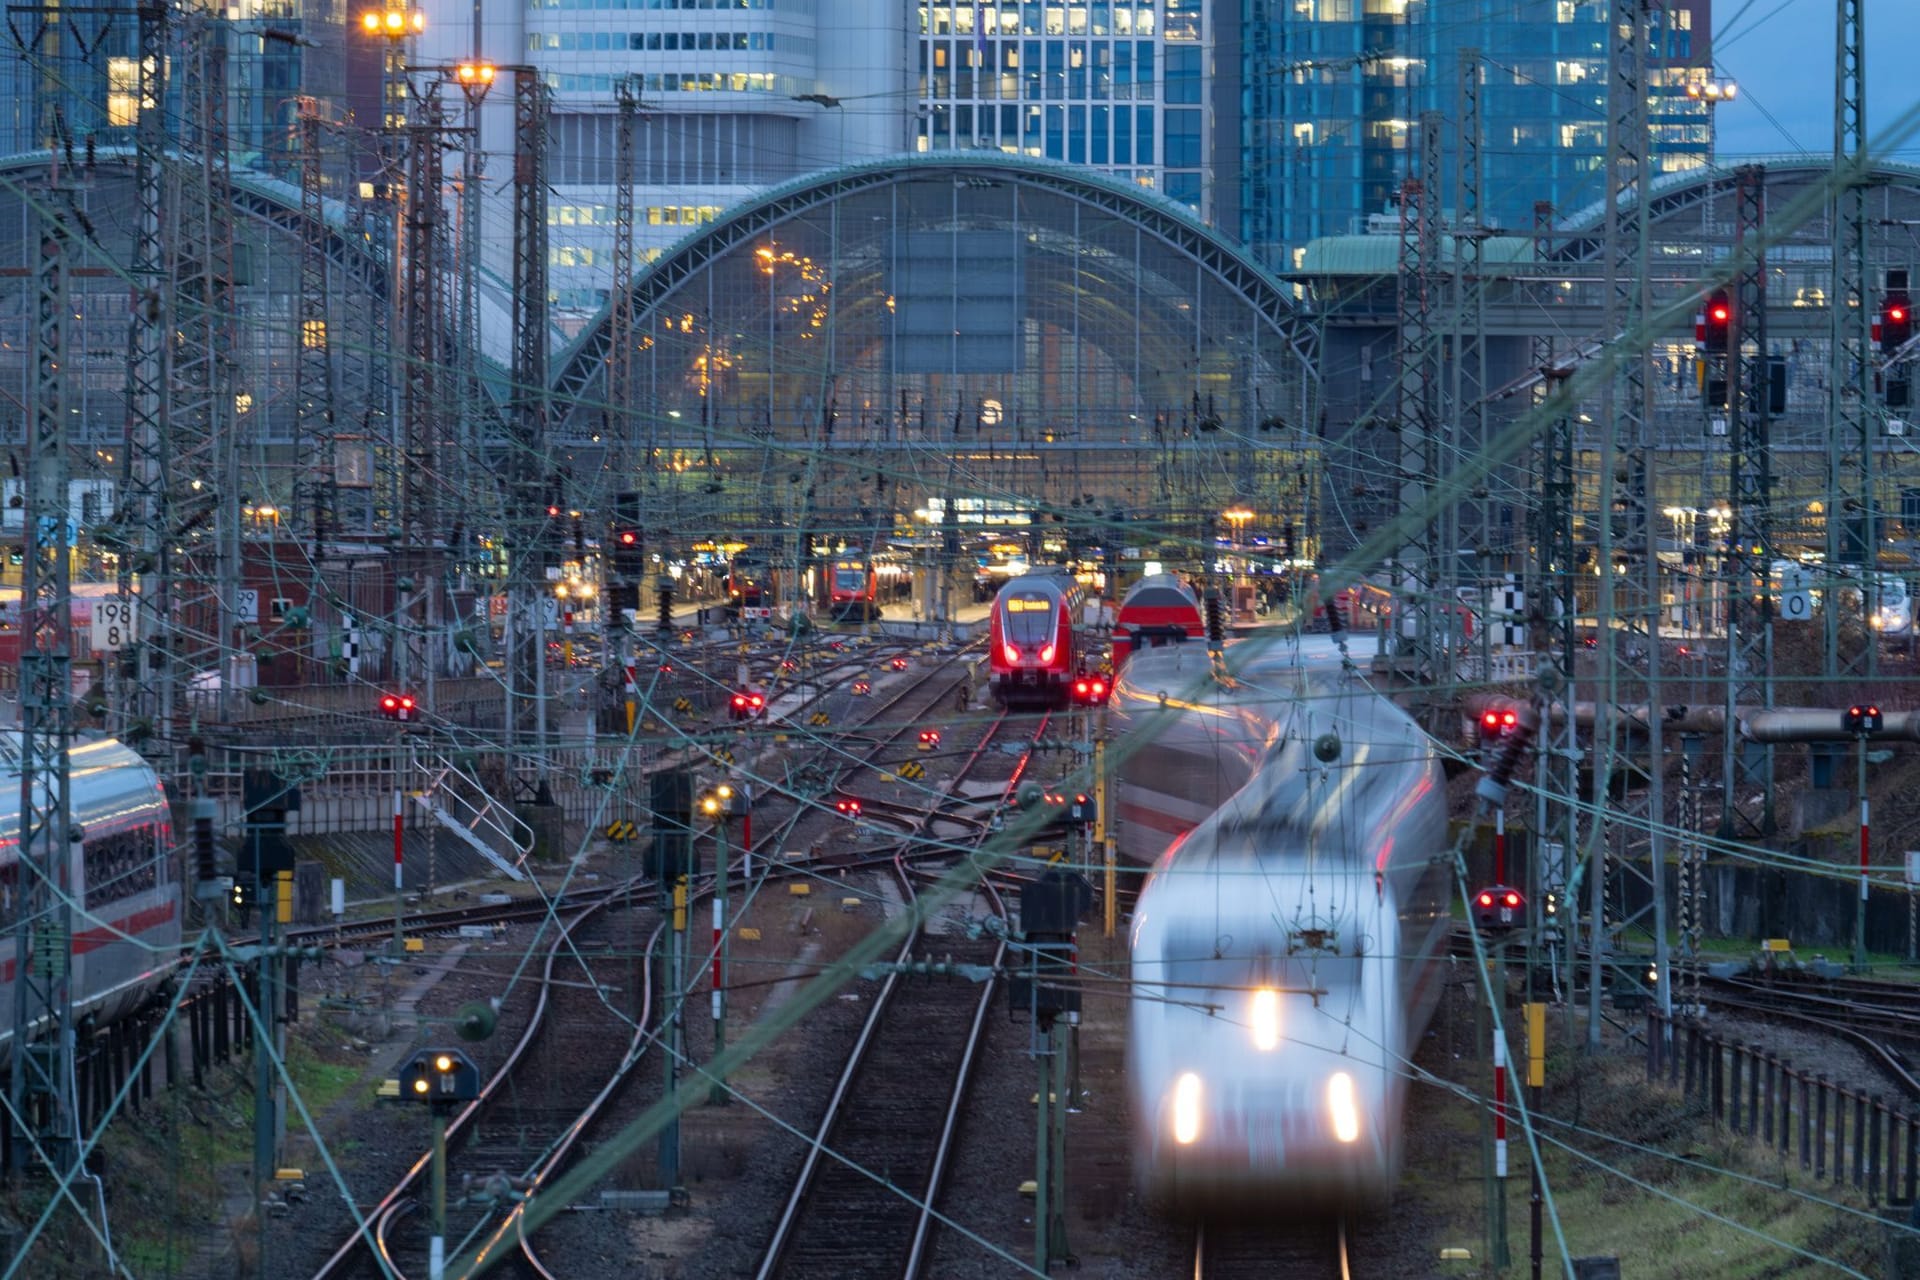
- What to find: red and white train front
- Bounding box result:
[988,573,1080,708]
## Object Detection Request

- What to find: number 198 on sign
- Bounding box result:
[91,598,137,651]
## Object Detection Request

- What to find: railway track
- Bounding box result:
[756,710,1049,1280]
[303,645,991,1278]
[1702,974,1920,1098]
[1192,1218,1351,1280]
[309,894,657,1280]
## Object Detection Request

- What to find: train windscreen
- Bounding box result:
[833,566,867,593]
[1002,593,1058,646]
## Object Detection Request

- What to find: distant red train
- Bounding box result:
[1111,573,1204,667]
[724,552,776,619]
[828,553,911,621]
[989,570,1086,708]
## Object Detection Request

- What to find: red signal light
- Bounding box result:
[1481,710,1500,731]
[1710,303,1729,324]
[618,530,638,546]
[1893,306,1908,324]
[1503,891,1521,908]
[1478,891,1494,907]
[546,504,561,518]
[381,694,400,713]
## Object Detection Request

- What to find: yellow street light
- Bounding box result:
[360,8,425,39]
[455,61,496,88]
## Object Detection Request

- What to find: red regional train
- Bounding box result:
[828,552,911,621]
[989,570,1087,708]
[723,552,777,619]
[1110,573,1205,667]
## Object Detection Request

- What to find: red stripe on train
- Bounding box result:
[0,899,179,984]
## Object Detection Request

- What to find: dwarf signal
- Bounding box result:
[833,796,862,819]
[729,690,767,721]
[1071,675,1109,706]
[379,692,419,722]
[1472,885,1526,932]
[1846,704,1883,735]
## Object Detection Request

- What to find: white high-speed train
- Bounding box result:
[1111,645,1451,1210]
[0,735,181,1042]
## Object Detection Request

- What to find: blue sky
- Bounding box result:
[1710,0,1920,161]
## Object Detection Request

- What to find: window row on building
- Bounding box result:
[921,40,1191,103]
[917,102,1161,167]
[550,111,803,186]
[546,69,803,95]
[922,3,1161,38]
[530,0,803,9]
[528,28,809,53]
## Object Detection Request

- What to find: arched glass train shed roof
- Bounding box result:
[551,152,1316,462]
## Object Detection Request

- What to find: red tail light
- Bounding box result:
[1039,644,1055,664]
[1003,642,1020,664]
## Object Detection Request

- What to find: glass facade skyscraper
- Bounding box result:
[1229,0,1713,268]
[915,0,1214,218]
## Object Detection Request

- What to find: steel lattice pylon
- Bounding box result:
[172,15,241,729]
[1452,49,1493,583]
[506,68,553,772]
[1586,0,1668,1043]
[1530,194,1580,990]
[402,81,444,553]
[114,0,169,747]
[1720,165,1776,840]
[1827,0,1873,679]
[8,6,77,1171]
[1393,117,1443,686]
[609,76,640,487]
[295,96,337,555]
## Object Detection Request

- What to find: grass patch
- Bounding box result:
[1414,1016,1891,1278]
[6,1012,383,1278]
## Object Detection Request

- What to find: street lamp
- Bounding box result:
[359,7,426,131]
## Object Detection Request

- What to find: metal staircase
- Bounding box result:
[411,756,535,882]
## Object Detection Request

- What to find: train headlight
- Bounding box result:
[1249,987,1281,1052]
[1326,1071,1361,1144]
[1171,1072,1204,1146]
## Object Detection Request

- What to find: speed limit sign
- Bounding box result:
[1779,589,1812,622]
[90,597,138,651]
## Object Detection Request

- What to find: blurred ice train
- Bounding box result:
[988,570,1087,709]
[1110,645,1450,1209]
[0,734,181,1047]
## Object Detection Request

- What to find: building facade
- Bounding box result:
[915,0,1215,217]
[1228,0,1713,269]
[413,0,1213,329]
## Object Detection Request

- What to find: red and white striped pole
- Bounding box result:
[1493,1032,1509,1178]
[1861,795,1871,903]
[392,780,405,952]
[623,661,637,735]
[1494,806,1507,885]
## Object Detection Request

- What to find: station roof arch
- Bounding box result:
[549,152,1316,448]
